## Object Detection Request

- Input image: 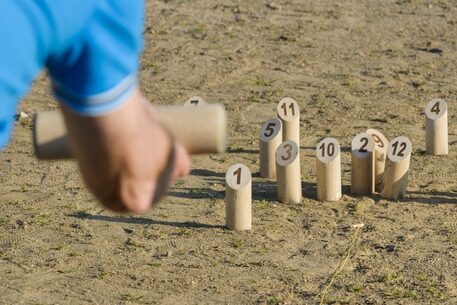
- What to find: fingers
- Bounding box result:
[173,142,191,179]
[120,176,156,214]
[150,140,191,207]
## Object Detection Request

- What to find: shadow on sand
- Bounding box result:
[405,190,457,205]
[69,212,224,229]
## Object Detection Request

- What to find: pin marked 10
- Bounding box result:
[316,137,341,202]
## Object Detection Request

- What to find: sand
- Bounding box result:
[1,0,457,304]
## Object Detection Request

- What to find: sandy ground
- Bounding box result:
[1,0,457,304]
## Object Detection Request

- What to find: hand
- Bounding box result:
[61,90,191,213]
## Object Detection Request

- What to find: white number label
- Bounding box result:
[425,98,447,119]
[259,118,282,141]
[316,138,340,162]
[277,97,299,120]
[226,163,251,189]
[275,140,299,166]
[387,136,412,162]
[351,132,374,158]
[184,96,206,107]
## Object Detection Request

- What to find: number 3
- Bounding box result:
[281,144,293,161]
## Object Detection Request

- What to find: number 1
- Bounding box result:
[233,167,242,184]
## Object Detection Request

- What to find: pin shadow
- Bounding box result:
[69,211,224,229]
[252,180,276,202]
[227,147,258,154]
[191,168,224,178]
[167,187,224,200]
[300,146,351,153]
[190,168,225,184]
[404,191,457,205]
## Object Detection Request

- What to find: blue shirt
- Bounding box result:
[0,0,144,149]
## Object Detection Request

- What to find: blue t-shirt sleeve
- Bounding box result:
[47,1,144,115]
[0,0,144,149]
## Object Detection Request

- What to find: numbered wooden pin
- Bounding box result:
[184,96,206,107]
[225,163,252,231]
[277,97,300,146]
[275,140,302,204]
[381,136,412,200]
[316,138,341,202]
[351,132,375,195]
[425,98,448,155]
[259,118,283,179]
[366,129,389,193]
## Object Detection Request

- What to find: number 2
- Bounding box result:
[359,137,368,153]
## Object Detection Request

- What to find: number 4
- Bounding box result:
[431,101,440,115]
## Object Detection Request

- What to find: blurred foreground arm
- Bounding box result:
[62,89,191,213]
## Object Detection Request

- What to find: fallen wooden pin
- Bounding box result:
[33,104,227,159]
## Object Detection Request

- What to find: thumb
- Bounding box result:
[120,176,155,213]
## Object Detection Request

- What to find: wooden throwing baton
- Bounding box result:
[33,104,227,159]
